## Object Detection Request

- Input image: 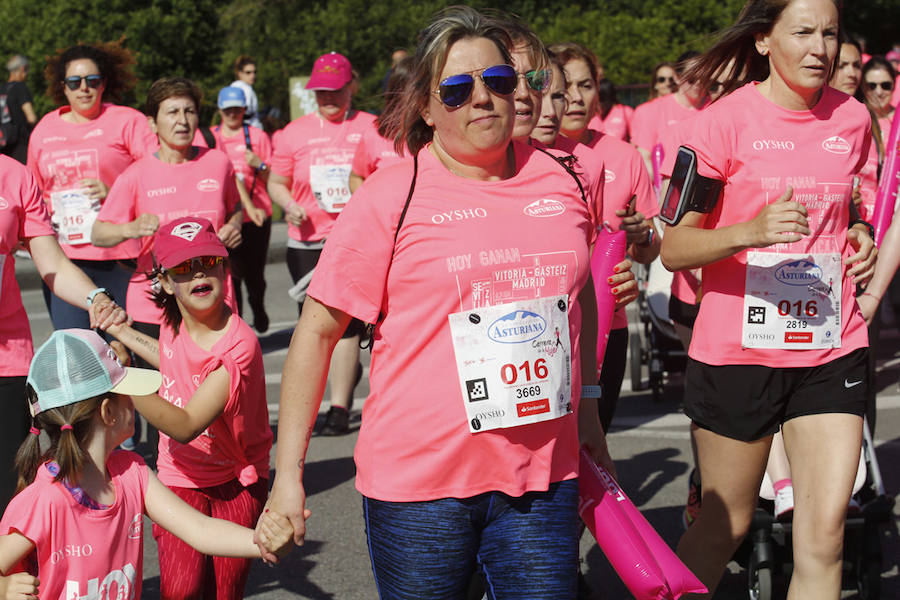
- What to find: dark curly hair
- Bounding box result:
[45,40,138,106]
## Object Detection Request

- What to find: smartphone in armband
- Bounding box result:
[658,146,724,226]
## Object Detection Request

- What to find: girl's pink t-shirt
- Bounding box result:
[269,110,376,242]
[631,94,705,158]
[27,104,157,261]
[156,315,273,489]
[683,83,870,367]
[212,125,274,219]
[0,451,148,600]
[307,142,597,502]
[588,104,634,142]
[0,157,55,376]
[350,121,406,179]
[98,148,241,324]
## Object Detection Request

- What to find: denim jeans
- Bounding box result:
[363,479,579,600]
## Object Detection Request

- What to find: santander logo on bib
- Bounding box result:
[822,136,851,155]
[488,310,547,344]
[523,198,566,218]
[197,178,220,192]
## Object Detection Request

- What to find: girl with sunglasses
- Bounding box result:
[261,6,635,598]
[98,216,274,599]
[26,42,157,332]
[649,62,678,100]
[661,0,876,596]
[267,51,375,437]
[861,57,897,147]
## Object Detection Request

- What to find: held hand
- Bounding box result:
[87,295,129,332]
[856,293,880,325]
[285,203,307,226]
[608,258,638,308]
[845,227,877,286]
[127,213,159,239]
[0,572,40,600]
[743,187,809,248]
[248,206,266,227]
[255,477,311,552]
[218,223,243,248]
[80,178,109,201]
[255,509,297,564]
[577,400,618,480]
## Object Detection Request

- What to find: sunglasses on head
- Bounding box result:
[436,64,518,108]
[656,76,675,84]
[166,255,223,276]
[517,69,552,93]
[63,75,104,90]
[866,81,894,91]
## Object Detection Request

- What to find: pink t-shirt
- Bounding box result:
[98,148,241,324]
[683,83,870,367]
[0,451,148,600]
[308,142,596,502]
[350,121,406,179]
[581,130,656,330]
[588,104,634,142]
[270,110,376,242]
[156,316,272,489]
[212,125,274,219]
[0,157,55,377]
[27,104,157,261]
[857,138,879,220]
[631,94,706,160]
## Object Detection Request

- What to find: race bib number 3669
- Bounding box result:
[448,295,573,433]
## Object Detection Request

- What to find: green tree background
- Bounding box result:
[2,0,898,119]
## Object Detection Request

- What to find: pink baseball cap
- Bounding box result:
[306,52,353,91]
[153,216,227,269]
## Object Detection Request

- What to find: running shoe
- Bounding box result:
[774,485,794,521]
[682,469,702,529]
[318,406,350,436]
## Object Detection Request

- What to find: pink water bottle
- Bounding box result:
[652,143,665,201]
[591,225,627,370]
[872,115,900,245]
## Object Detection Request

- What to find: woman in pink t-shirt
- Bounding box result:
[551,41,661,432]
[0,330,289,599]
[659,1,877,597]
[100,217,274,599]
[648,62,677,100]
[0,156,127,512]
[861,56,897,143]
[261,7,635,598]
[348,57,412,194]
[92,77,243,343]
[27,42,157,331]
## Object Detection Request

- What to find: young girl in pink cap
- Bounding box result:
[99,216,276,599]
[0,329,290,600]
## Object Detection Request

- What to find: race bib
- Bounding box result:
[449,295,573,433]
[310,164,351,213]
[51,189,96,245]
[742,251,842,349]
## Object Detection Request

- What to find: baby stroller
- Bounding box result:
[736,418,895,600]
[629,256,688,401]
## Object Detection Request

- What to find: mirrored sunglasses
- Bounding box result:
[436,64,518,108]
[166,255,224,277]
[63,75,104,90]
[518,69,552,92]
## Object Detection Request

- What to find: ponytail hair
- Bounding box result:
[16,384,104,493]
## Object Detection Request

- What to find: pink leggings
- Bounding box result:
[153,478,267,600]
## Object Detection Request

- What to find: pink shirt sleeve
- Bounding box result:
[19,164,54,240]
[97,165,139,225]
[351,130,373,177]
[630,100,659,151]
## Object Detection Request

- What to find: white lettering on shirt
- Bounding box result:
[446,254,472,273]
[147,186,177,198]
[479,248,522,267]
[65,562,136,600]
[752,140,796,151]
[430,208,488,224]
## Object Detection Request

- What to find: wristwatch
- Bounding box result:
[257,162,269,172]
[86,287,112,307]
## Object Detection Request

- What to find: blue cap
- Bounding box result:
[217,86,247,109]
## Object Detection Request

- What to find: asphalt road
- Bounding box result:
[14,222,900,599]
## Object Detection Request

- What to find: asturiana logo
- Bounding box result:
[775,259,822,286]
[523,198,565,217]
[604,169,616,183]
[822,136,851,155]
[488,310,547,344]
[197,178,220,192]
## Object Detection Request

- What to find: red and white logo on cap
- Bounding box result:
[170,221,203,241]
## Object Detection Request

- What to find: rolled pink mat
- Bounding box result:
[579,448,707,600]
[872,114,900,245]
[591,228,627,369]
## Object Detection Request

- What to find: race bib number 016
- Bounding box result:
[448,295,572,433]
[51,188,96,245]
[742,251,841,349]
[309,164,351,213]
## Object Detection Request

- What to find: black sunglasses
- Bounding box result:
[656,76,675,84]
[866,81,894,91]
[63,75,104,90]
[517,69,552,93]
[436,64,518,108]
